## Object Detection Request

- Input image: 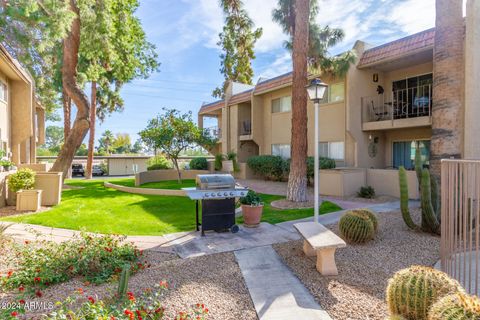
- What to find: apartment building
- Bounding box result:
[198,28,442,198]
[0,44,46,206]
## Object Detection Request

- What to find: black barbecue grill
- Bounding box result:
[183,174,249,236]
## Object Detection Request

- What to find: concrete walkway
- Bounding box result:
[235,246,331,320]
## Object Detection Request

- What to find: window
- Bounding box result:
[272,96,292,113]
[0,81,6,102]
[323,82,345,104]
[319,141,344,160]
[393,140,430,169]
[272,144,291,159]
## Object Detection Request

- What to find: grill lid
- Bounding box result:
[196,174,235,190]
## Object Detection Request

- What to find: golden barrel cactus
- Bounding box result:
[428,293,480,320]
[338,209,377,243]
[386,266,463,320]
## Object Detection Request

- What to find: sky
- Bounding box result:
[50,0,468,146]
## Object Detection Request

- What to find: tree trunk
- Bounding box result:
[431,0,464,182]
[86,81,97,180]
[51,0,90,179]
[173,158,182,184]
[62,88,71,139]
[286,0,309,202]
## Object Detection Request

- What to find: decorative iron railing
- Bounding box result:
[441,159,480,296]
[361,84,432,123]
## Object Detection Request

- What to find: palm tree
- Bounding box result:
[273,0,354,202]
[431,0,464,181]
[286,0,310,202]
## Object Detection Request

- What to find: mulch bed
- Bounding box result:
[0,206,50,218]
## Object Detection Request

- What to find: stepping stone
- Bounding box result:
[174,223,299,259]
[235,245,331,320]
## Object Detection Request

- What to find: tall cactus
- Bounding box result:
[420,169,440,234]
[117,264,131,300]
[398,166,418,230]
[398,143,440,234]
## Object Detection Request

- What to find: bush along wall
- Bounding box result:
[246,155,336,182]
[189,157,208,170]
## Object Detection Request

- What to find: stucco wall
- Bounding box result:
[108,158,148,176]
[319,168,366,197]
[367,168,419,199]
[135,169,209,186]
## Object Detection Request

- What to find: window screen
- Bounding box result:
[272,144,291,159]
[271,96,292,113]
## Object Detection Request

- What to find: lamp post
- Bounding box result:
[306,78,328,223]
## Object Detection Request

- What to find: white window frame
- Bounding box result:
[271,96,292,113]
[319,141,345,160]
[271,144,291,159]
[321,82,345,104]
[0,81,7,103]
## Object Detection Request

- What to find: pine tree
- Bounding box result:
[213,0,262,98]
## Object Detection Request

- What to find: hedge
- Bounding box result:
[189,157,208,170]
[247,155,336,182]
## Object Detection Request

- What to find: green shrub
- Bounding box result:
[0,233,141,295]
[147,155,171,170]
[247,155,286,181]
[214,154,224,171]
[284,156,336,184]
[428,293,480,320]
[239,190,262,206]
[357,186,375,199]
[7,168,35,193]
[226,151,240,172]
[386,266,463,320]
[189,157,208,170]
[338,209,377,243]
[0,159,15,170]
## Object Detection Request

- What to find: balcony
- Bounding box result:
[239,120,252,141]
[205,126,222,141]
[361,84,432,131]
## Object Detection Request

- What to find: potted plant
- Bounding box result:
[7,168,40,210]
[239,190,263,227]
[0,159,15,172]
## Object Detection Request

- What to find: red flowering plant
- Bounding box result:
[0,232,140,295]
[45,282,209,320]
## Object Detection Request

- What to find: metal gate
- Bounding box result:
[441,159,480,296]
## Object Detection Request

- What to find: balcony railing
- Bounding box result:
[240,120,251,135]
[362,84,432,123]
[205,126,221,139]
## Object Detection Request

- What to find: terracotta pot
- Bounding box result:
[242,204,264,227]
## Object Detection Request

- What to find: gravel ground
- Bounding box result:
[273,209,440,320]
[1,250,257,320]
[0,206,50,218]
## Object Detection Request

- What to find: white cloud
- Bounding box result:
[256,51,292,79]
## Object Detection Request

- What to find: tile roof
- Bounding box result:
[198,99,224,114]
[358,28,435,68]
[228,89,253,106]
[254,72,293,95]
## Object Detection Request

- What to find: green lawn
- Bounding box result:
[112,178,196,190]
[0,179,342,235]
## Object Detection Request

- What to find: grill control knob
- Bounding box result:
[240,192,246,196]
[205,193,209,198]
[230,192,235,196]
[211,192,216,197]
[224,192,228,196]
[217,192,222,196]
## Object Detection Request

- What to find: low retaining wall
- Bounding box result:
[104,181,186,197]
[18,163,53,172]
[367,168,419,199]
[135,169,209,186]
[319,168,366,197]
